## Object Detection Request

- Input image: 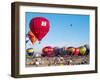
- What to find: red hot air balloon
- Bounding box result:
[42,46,54,57]
[30,17,50,43]
[73,48,79,55]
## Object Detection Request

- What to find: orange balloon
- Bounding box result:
[28,30,37,44]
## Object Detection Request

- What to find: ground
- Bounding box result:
[26,55,89,67]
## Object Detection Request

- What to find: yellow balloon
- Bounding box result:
[26,48,34,53]
[79,46,86,55]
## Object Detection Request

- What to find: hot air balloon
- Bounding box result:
[67,47,74,55]
[53,47,60,56]
[59,47,67,56]
[73,48,79,55]
[30,17,50,43]
[84,44,90,55]
[42,46,54,57]
[28,30,37,44]
[79,46,86,55]
[26,48,34,58]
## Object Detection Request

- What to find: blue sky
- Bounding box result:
[25,12,90,53]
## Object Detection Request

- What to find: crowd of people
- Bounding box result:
[26,55,89,67]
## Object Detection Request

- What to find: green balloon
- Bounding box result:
[79,46,86,55]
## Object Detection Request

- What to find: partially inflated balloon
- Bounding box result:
[53,47,60,56]
[79,46,86,55]
[30,17,50,42]
[73,48,79,55]
[59,47,67,55]
[42,46,54,57]
[84,45,90,55]
[28,30,37,44]
[68,47,74,53]
[67,47,74,55]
